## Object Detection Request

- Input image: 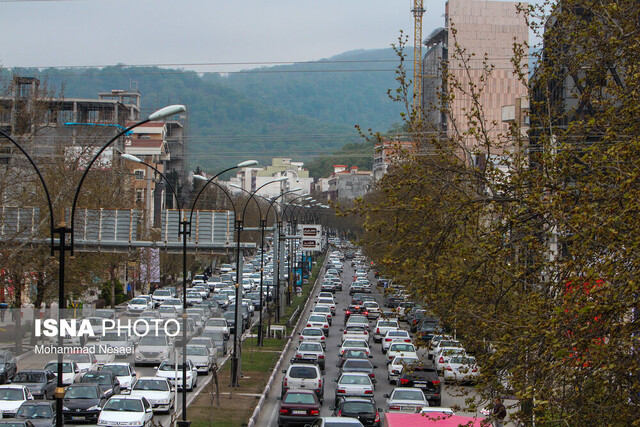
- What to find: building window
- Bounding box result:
[134,169,145,180]
[135,189,144,203]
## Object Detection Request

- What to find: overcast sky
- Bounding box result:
[0,0,454,72]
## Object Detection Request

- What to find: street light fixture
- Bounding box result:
[0,104,186,427]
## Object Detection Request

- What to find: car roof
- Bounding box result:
[0,384,26,389]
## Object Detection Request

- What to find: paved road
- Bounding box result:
[257,259,488,426]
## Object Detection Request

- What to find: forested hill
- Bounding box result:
[3,47,410,173]
[205,48,412,132]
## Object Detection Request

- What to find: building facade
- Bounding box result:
[422,0,529,155]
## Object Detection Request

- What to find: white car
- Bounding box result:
[339,339,371,356]
[443,355,479,384]
[429,339,464,360]
[84,343,116,366]
[151,289,173,307]
[86,317,106,341]
[43,360,81,385]
[192,285,210,299]
[434,348,467,374]
[155,360,198,391]
[102,362,137,391]
[386,342,418,363]
[130,377,174,413]
[384,387,428,413]
[99,331,135,358]
[299,327,327,349]
[183,344,215,374]
[0,385,33,418]
[127,297,153,315]
[382,330,412,353]
[186,291,203,306]
[387,356,420,384]
[341,326,370,344]
[293,342,326,370]
[203,318,230,339]
[135,335,175,366]
[362,301,380,318]
[373,319,400,343]
[158,305,179,319]
[97,395,154,427]
[306,314,330,336]
[310,305,333,325]
[64,352,99,375]
[160,298,183,314]
[316,299,336,315]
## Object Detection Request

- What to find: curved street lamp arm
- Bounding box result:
[0,129,56,254]
[136,159,181,211]
[231,186,262,223]
[190,165,242,224]
[282,194,310,220]
[239,177,287,221]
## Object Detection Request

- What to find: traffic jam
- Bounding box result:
[274,241,485,427]
[0,251,272,426]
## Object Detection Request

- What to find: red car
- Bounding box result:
[278,390,321,427]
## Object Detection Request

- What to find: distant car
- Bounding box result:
[98,331,134,358]
[281,363,324,402]
[374,320,400,344]
[0,385,34,418]
[97,395,153,427]
[434,348,467,374]
[183,344,215,374]
[10,370,56,400]
[341,326,370,344]
[152,289,173,307]
[203,318,230,339]
[200,330,228,357]
[331,397,380,427]
[155,361,198,391]
[127,297,153,315]
[293,342,326,370]
[83,343,116,366]
[333,373,374,405]
[64,352,99,375]
[62,383,107,423]
[277,390,321,427]
[42,361,81,386]
[387,356,420,385]
[386,343,418,364]
[299,327,327,349]
[79,370,121,398]
[93,309,116,321]
[129,377,174,413]
[443,355,479,384]
[397,362,441,406]
[340,359,377,384]
[384,387,428,413]
[15,400,55,427]
[134,335,175,366]
[337,349,372,368]
[381,330,412,353]
[101,363,137,391]
[0,351,17,384]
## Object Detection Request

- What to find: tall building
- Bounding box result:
[422,0,529,156]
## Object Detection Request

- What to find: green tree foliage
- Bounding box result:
[351,1,640,424]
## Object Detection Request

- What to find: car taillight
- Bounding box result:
[324,324,329,329]
[446,365,452,371]
[389,405,401,410]
[300,335,304,340]
[283,378,287,387]
[472,366,478,372]
[337,388,346,394]
[385,338,392,342]
[345,311,351,315]
[318,379,322,388]
[364,331,368,335]
[376,328,380,334]
[399,378,410,385]
[433,379,441,385]
[368,373,375,378]
[344,331,348,334]
[321,336,325,340]
[307,324,312,327]
[295,353,302,358]
[375,412,380,422]
[364,311,369,315]
[364,390,373,394]
[309,409,319,416]
[439,357,445,363]
[279,408,289,414]
[404,339,411,342]
[318,355,324,359]
[337,410,342,416]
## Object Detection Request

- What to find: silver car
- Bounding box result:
[134,335,174,366]
[333,372,374,405]
[384,387,428,413]
[182,344,214,374]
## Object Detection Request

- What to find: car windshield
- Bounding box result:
[283,393,315,404]
[302,329,322,336]
[102,365,130,376]
[390,344,414,352]
[102,332,127,342]
[16,404,52,419]
[346,327,365,333]
[343,360,371,369]
[154,290,171,297]
[309,316,326,323]
[389,331,408,337]
[81,373,111,384]
[394,357,419,366]
[133,379,169,392]
[45,362,73,373]
[158,306,175,312]
[343,340,367,348]
[450,356,476,364]
[159,363,189,371]
[344,350,367,358]
[340,375,371,385]
[65,386,99,399]
[102,398,143,412]
[64,354,90,363]
[186,346,208,356]
[392,390,424,401]
[298,343,321,351]
[207,319,226,327]
[88,318,102,326]
[0,389,23,400]
[139,336,166,346]
[440,341,461,347]
[379,321,398,327]
[130,299,146,305]
[342,402,374,413]
[13,372,45,383]
[314,307,329,313]
[289,367,318,379]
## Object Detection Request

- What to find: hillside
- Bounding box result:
[205,48,413,132]
[3,47,411,174]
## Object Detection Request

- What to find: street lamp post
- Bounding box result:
[0,104,186,427]
[226,177,287,385]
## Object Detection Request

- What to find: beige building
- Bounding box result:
[423,0,528,159]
